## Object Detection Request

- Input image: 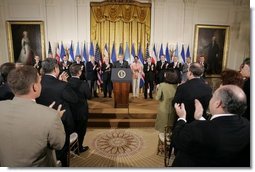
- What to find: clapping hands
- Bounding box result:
[49,101,66,118]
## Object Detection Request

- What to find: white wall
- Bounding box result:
[152,0,250,69]
[0,0,250,70]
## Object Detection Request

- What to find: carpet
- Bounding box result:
[70,128,174,167]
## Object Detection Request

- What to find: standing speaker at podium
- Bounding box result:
[111,55,132,108]
[113,54,129,68]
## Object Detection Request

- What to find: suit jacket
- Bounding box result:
[68,77,91,121]
[0,97,65,167]
[86,61,99,81]
[242,78,250,120]
[143,63,156,82]
[73,61,86,80]
[113,60,129,68]
[36,74,78,135]
[0,84,14,101]
[60,61,72,76]
[169,62,182,70]
[172,78,212,123]
[172,116,250,167]
[101,63,113,81]
[156,61,169,84]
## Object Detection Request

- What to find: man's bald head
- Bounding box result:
[215,85,247,115]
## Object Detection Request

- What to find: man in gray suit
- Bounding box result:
[0,66,65,167]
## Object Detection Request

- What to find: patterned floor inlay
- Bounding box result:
[92,129,143,158]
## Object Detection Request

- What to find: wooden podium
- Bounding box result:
[111,68,132,108]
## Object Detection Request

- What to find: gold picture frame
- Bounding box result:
[193,24,230,77]
[6,21,45,65]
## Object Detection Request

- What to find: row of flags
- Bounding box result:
[48,41,191,88]
[48,41,191,65]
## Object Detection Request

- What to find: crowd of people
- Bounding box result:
[0,52,250,167]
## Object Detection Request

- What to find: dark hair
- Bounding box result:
[189,62,204,77]
[7,65,38,95]
[217,86,247,115]
[75,55,82,60]
[41,58,59,74]
[69,64,82,76]
[242,58,250,66]
[134,56,139,59]
[164,69,179,84]
[0,62,16,83]
[221,69,244,88]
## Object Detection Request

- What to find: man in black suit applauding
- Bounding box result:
[60,55,72,77]
[156,55,169,85]
[113,54,129,68]
[172,62,212,123]
[172,85,250,167]
[102,56,113,98]
[68,64,91,153]
[86,56,99,97]
[36,58,78,167]
[143,57,156,99]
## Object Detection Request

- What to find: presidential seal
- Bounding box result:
[117,70,126,79]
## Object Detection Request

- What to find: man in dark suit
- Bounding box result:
[169,56,182,83]
[181,56,191,83]
[86,56,99,98]
[172,62,212,123]
[143,57,156,99]
[102,56,113,98]
[68,64,91,153]
[198,56,208,79]
[172,85,250,167]
[156,55,169,85]
[0,62,15,101]
[73,55,86,80]
[36,58,78,167]
[240,58,250,121]
[60,55,72,77]
[113,54,129,68]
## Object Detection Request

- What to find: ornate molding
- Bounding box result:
[105,0,135,2]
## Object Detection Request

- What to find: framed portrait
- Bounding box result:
[193,24,230,77]
[6,21,45,65]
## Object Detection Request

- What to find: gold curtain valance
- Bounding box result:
[91,2,150,23]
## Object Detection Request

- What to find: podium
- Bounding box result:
[111,68,132,108]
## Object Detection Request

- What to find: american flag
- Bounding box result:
[95,43,103,86]
[145,43,150,59]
